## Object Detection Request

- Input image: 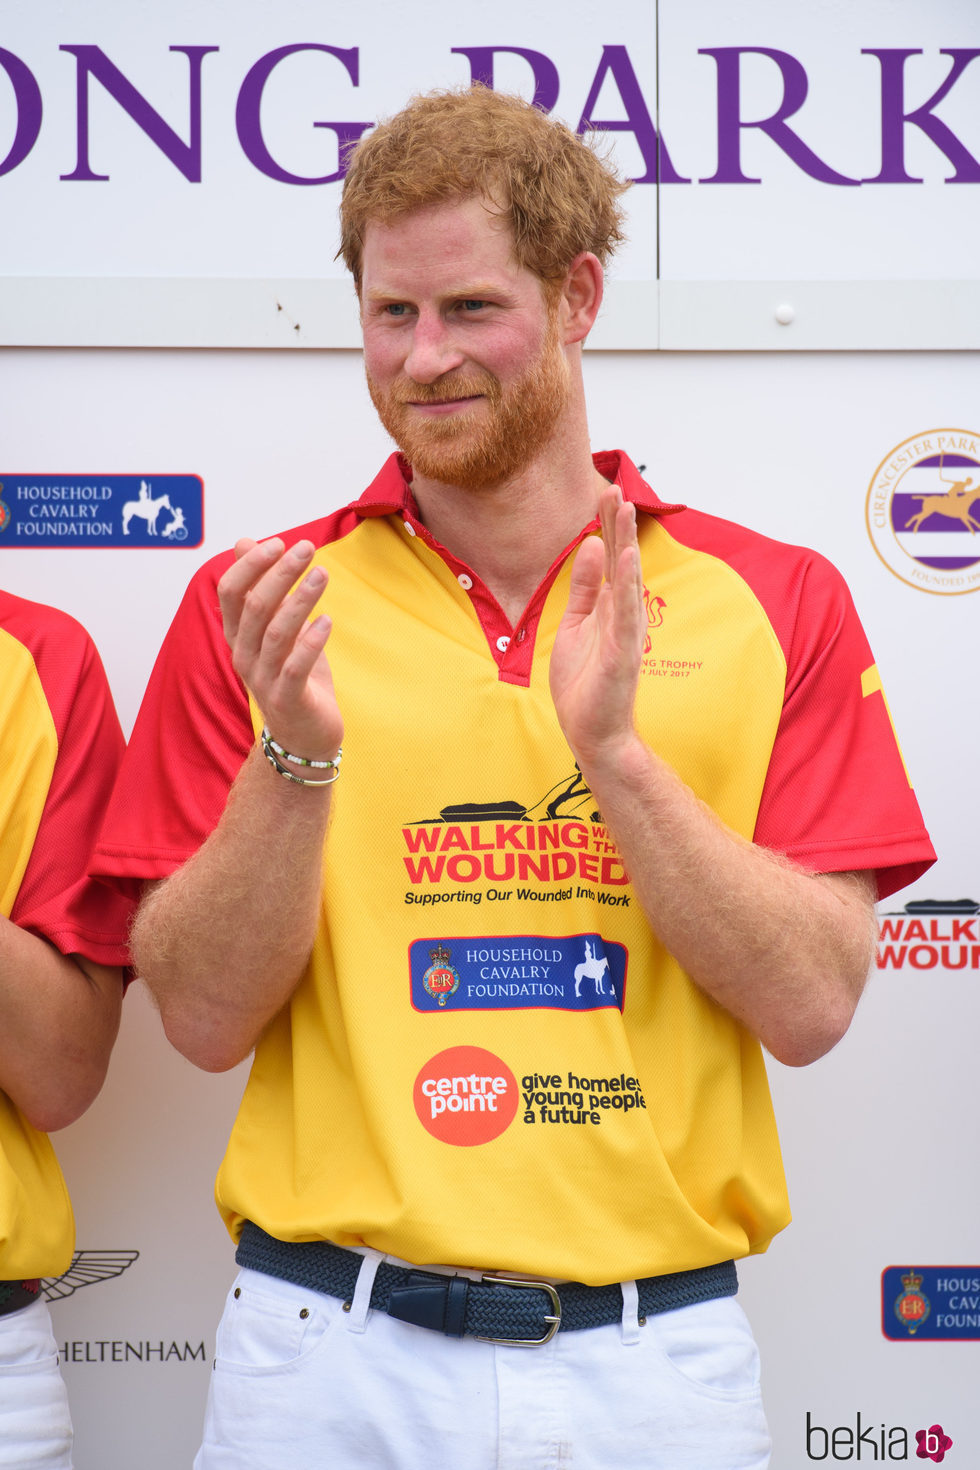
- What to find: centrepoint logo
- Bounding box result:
[866,429,980,596]
[413,1046,518,1146]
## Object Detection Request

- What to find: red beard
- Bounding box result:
[366,316,570,491]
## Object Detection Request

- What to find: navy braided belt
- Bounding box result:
[236,1222,737,1348]
[0,1280,40,1318]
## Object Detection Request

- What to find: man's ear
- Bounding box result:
[558,253,604,345]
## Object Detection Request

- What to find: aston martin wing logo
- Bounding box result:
[42,1250,139,1301]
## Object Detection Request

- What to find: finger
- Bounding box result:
[609,495,643,625]
[615,499,639,583]
[606,497,639,585]
[563,536,605,621]
[597,487,616,584]
[233,540,319,667]
[249,565,330,689]
[264,610,332,705]
[598,485,628,585]
[262,617,344,761]
[611,541,644,659]
[616,494,637,544]
[272,613,333,694]
[218,538,285,645]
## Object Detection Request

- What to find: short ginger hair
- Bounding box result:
[339,86,629,291]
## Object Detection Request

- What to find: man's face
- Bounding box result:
[359,196,570,491]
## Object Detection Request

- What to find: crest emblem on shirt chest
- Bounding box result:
[642,584,666,650]
[422,944,460,1006]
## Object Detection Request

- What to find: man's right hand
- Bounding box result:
[218,537,344,764]
[132,537,344,1071]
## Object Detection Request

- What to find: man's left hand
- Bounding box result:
[549,485,646,767]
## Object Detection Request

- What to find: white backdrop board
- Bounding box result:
[2,0,979,348]
[2,2,979,1467]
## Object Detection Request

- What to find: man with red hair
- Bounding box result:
[96,88,933,1468]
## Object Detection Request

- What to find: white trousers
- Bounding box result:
[195,1260,771,1470]
[0,1299,73,1469]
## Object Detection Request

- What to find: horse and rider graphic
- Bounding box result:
[574,940,611,998]
[904,455,980,535]
[121,480,187,539]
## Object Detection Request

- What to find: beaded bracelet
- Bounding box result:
[261,726,337,769]
[261,728,342,787]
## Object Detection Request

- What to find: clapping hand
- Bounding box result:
[217,537,343,767]
[549,486,645,770]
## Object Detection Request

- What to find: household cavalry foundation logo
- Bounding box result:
[883,1263,980,1342]
[422,944,460,1007]
[894,1269,931,1337]
[0,475,203,547]
[866,428,980,595]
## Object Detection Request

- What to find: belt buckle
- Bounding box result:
[476,1274,562,1347]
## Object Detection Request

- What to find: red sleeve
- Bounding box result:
[750,554,935,898]
[92,551,253,898]
[662,512,936,901]
[4,598,134,964]
[93,501,368,898]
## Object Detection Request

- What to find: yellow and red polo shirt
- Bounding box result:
[0,592,132,1279]
[95,452,934,1284]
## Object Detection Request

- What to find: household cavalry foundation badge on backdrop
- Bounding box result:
[894,1269,931,1336]
[422,944,460,1007]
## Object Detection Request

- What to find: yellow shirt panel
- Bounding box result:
[216,513,791,1282]
[0,627,74,1278]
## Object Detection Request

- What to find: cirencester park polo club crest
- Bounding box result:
[866,429,980,595]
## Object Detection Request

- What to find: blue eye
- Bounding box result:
[460,300,486,312]
[386,303,408,316]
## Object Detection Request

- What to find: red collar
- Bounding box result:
[351,451,685,522]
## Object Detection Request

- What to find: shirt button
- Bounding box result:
[403,519,417,537]
[458,574,473,590]
[496,635,511,653]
